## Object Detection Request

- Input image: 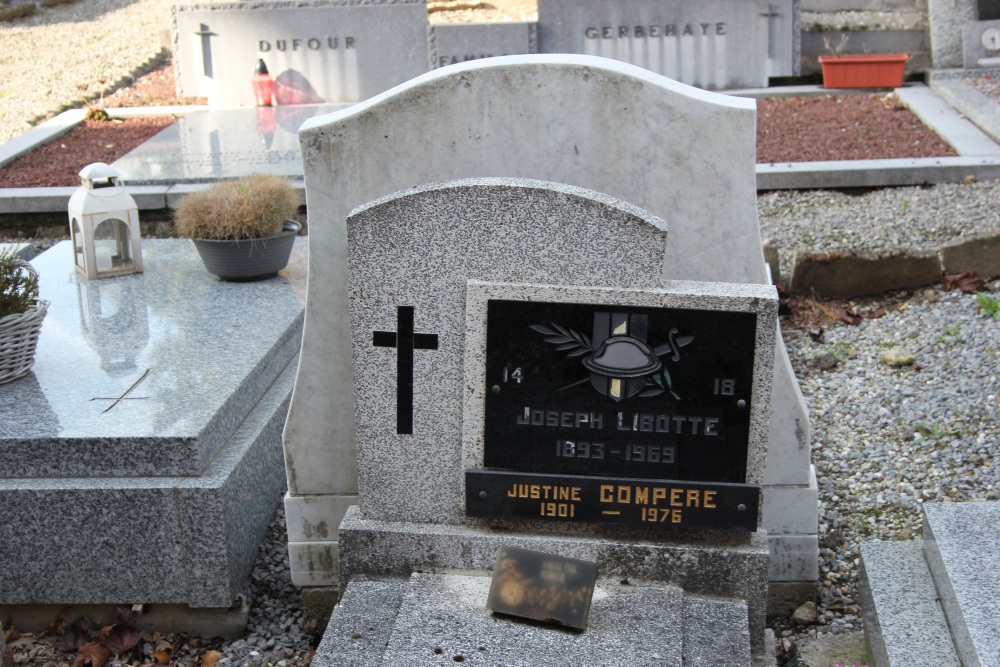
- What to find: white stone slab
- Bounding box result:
[173,0,429,106]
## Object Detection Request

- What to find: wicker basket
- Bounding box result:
[0,259,48,385]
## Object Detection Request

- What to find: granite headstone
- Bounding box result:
[285,55,817,601]
[323,177,776,661]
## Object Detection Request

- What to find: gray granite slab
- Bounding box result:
[859,539,960,667]
[0,239,306,478]
[0,351,296,607]
[113,106,349,185]
[380,573,684,667]
[682,595,751,666]
[312,578,409,667]
[173,0,428,106]
[923,502,1000,667]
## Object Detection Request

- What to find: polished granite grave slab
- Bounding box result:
[0,239,307,478]
[0,239,306,608]
[112,104,349,184]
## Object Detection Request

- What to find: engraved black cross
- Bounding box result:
[193,23,217,77]
[372,306,439,434]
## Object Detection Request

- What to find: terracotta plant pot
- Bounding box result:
[818,54,909,89]
[192,220,301,282]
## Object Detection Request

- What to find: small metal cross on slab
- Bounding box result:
[373,306,439,434]
[91,368,152,413]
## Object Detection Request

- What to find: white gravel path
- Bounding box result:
[0,0,197,143]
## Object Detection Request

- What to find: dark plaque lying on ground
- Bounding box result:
[487,545,598,630]
[467,299,761,531]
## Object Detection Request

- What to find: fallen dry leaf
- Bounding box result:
[943,271,986,294]
[72,641,109,667]
[153,650,171,664]
[200,649,223,667]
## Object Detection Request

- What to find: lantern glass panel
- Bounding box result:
[93,218,133,274]
[71,218,85,269]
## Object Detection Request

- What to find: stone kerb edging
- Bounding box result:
[782,233,1000,297]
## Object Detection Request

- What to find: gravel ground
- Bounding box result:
[964,71,1000,104]
[777,279,999,640]
[0,0,203,143]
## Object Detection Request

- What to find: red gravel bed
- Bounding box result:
[756,93,957,163]
[0,60,962,187]
[0,117,176,188]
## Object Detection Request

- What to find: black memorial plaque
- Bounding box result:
[482,300,758,484]
[467,470,760,532]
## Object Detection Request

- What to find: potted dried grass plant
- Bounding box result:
[174,173,301,281]
[0,249,48,384]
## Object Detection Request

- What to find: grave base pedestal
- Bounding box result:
[337,506,769,655]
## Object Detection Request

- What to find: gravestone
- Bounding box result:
[536,0,799,89]
[285,55,817,607]
[173,0,428,106]
[428,22,536,69]
[311,177,776,664]
[0,240,305,613]
[929,0,979,68]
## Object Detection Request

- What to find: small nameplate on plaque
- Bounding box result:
[467,470,760,531]
[487,545,597,630]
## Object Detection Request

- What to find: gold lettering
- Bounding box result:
[670,488,683,506]
[530,485,540,499]
[652,488,666,505]
[687,489,701,507]
[635,487,650,505]
[571,487,581,502]
[617,486,631,504]
[704,490,717,509]
[508,486,517,497]
[672,509,682,523]
[600,485,613,502]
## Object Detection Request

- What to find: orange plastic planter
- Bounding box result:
[818,54,909,89]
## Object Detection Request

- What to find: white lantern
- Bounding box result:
[67,163,143,280]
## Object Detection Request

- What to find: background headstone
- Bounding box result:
[173,0,428,106]
[536,0,799,89]
[428,22,536,69]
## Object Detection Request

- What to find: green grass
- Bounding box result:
[976,292,1000,321]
